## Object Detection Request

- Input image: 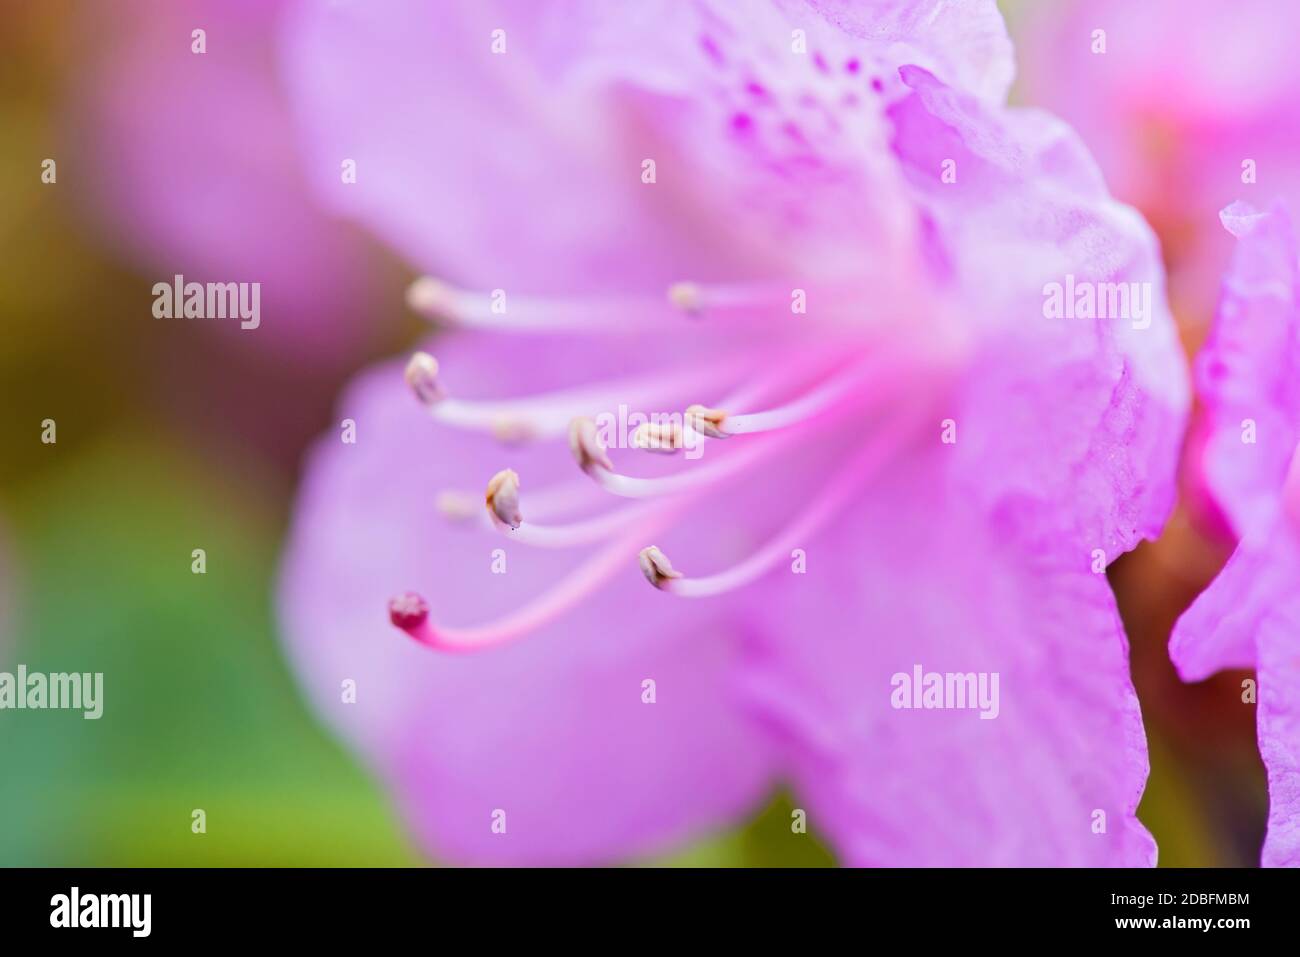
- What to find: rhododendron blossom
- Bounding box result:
[1171,202,1300,867]
[277,0,1188,865]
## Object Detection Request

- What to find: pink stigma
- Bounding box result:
[388,592,430,633]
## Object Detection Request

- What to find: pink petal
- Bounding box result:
[1258,606,1300,866]
[279,1,1013,286]
[279,0,728,291]
[1171,202,1300,865]
[1195,202,1300,540]
[807,0,1014,102]
[1170,542,1272,681]
[737,451,1157,866]
[889,66,1189,555]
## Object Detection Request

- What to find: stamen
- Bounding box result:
[488,432,743,546]
[631,420,687,454]
[406,277,456,317]
[387,517,672,653]
[405,352,757,442]
[436,489,482,523]
[569,416,613,472]
[437,475,605,529]
[408,276,672,332]
[701,357,877,437]
[491,419,536,444]
[404,352,446,404]
[638,546,683,589]
[496,500,664,548]
[684,405,729,439]
[664,279,793,318]
[482,465,663,547]
[485,468,522,529]
[583,423,801,498]
[643,412,917,598]
[576,369,867,499]
[410,273,818,330]
[631,350,851,456]
[667,282,703,314]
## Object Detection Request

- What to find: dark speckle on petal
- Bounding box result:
[700,34,725,66]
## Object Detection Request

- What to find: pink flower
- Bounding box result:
[1018,0,1300,322]
[68,0,385,360]
[1171,201,1300,867]
[276,0,1188,864]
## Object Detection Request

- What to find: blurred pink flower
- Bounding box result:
[1172,201,1300,867]
[69,0,384,360]
[1019,0,1300,322]
[277,0,1188,864]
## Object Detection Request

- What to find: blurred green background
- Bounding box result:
[0,0,1266,866]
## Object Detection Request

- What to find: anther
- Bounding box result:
[631,421,686,453]
[405,277,457,321]
[404,352,445,405]
[668,282,703,314]
[436,489,483,523]
[638,546,683,590]
[491,417,537,444]
[485,469,523,529]
[685,404,730,439]
[569,416,613,472]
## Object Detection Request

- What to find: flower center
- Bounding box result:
[388,274,958,652]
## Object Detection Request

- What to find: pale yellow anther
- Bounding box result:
[685,404,729,438]
[406,276,455,317]
[668,282,702,313]
[491,416,537,444]
[404,352,446,405]
[436,490,481,523]
[638,546,683,590]
[631,421,685,454]
[568,416,613,472]
[485,468,522,529]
